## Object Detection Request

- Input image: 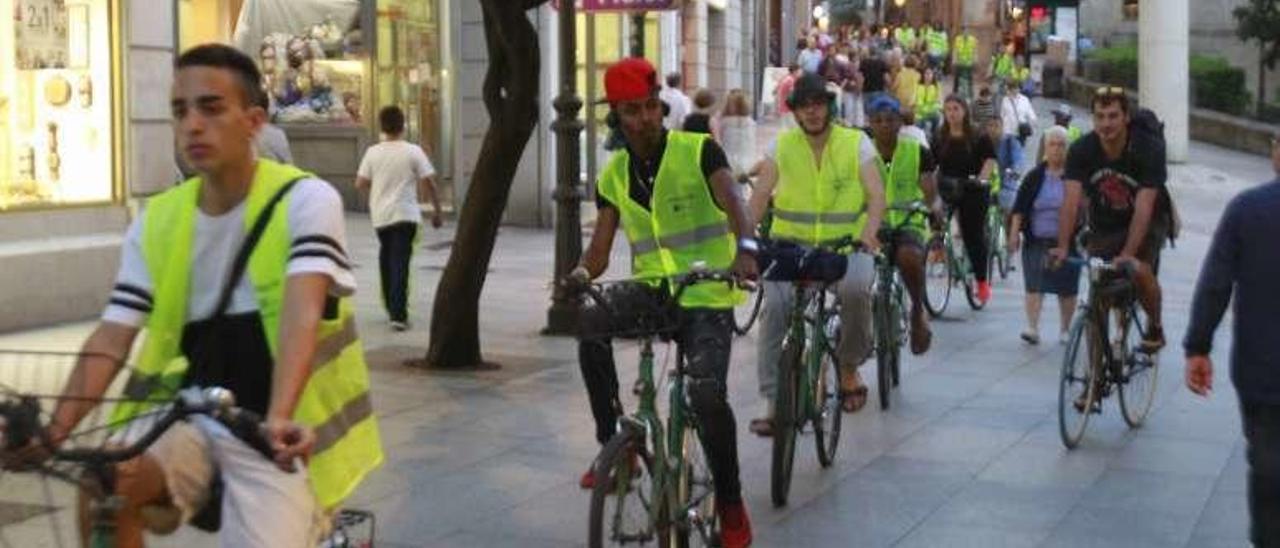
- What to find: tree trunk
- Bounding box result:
[416,0,547,369]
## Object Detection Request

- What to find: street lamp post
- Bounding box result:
[546,0,585,335]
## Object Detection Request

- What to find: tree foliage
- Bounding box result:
[1234,0,1280,109]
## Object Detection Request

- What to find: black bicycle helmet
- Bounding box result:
[786,73,836,110]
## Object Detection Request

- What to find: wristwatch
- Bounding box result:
[737,237,760,256]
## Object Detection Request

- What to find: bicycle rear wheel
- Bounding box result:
[924,235,952,318]
[674,426,718,548]
[770,339,801,507]
[1058,313,1100,449]
[1119,308,1159,428]
[732,284,765,336]
[588,430,658,548]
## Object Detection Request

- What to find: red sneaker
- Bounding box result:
[977,281,992,304]
[579,467,596,490]
[718,500,753,548]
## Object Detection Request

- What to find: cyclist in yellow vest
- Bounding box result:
[20,45,382,546]
[570,58,757,548]
[916,66,944,135]
[925,22,949,71]
[867,95,939,355]
[895,25,918,51]
[952,26,979,98]
[747,74,887,423]
[991,42,1017,94]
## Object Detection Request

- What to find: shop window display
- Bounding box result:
[1,0,115,210]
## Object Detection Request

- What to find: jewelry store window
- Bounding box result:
[1,0,117,210]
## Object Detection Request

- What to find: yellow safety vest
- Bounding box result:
[597,131,743,309]
[954,34,978,66]
[113,159,383,510]
[994,54,1015,79]
[896,27,917,49]
[916,83,942,118]
[772,126,868,246]
[926,30,949,56]
[878,137,928,240]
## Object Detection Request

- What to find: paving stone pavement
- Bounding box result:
[0,107,1267,547]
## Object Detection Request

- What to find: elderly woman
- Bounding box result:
[1009,126,1082,344]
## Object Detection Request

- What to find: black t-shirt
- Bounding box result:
[682,113,712,135]
[932,133,996,178]
[1064,132,1167,234]
[596,131,731,212]
[860,57,889,94]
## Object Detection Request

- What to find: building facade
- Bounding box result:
[0,0,760,332]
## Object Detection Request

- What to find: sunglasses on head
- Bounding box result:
[1095,86,1125,97]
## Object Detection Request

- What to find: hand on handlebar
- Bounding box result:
[731,253,759,283]
[264,417,315,473]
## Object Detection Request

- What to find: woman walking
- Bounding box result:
[717,89,758,181]
[1008,127,1081,344]
[931,95,999,304]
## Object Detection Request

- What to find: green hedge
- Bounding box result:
[1085,43,1250,116]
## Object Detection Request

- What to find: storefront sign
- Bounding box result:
[13,0,69,69]
[555,0,677,12]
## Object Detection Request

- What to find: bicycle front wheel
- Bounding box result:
[924,235,952,317]
[813,339,842,468]
[1119,309,1159,428]
[589,430,657,548]
[874,290,894,411]
[674,426,718,548]
[1058,312,1100,450]
[771,339,801,507]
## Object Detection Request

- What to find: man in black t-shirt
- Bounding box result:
[1051,89,1168,352]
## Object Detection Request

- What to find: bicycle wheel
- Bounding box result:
[1058,312,1100,449]
[589,430,657,548]
[924,234,952,318]
[1118,308,1159,428]
[732,284,764,336]
[890,285,905,388]
[770,338,801,507]
[812,330,842,467]
[874,290,894,411]
[674,426,718,548]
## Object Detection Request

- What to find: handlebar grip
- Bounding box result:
[218,408,279,466]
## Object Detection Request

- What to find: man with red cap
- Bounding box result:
[570,57,758,547]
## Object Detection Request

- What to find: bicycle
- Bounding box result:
[986,174,1016,282]
[762,236,858,507]
[924,176,990,317]
[873,203,933,411]
[1058,256,1159,449]
[0,351,375,548]
[577,268,747,547]
[732,175,766,336]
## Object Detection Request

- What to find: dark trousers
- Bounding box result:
[1242,400,1280,546]
[956,186,990,283]
[376,222,417,322]
[578,289,742,503]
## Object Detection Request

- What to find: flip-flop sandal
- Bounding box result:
[840,385,869,413]
[749,418,774,437]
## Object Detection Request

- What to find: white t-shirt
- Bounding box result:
[900,126,931,149]
[1001,93,1037,137]
[356,140,436,228]
[102,178,356,327]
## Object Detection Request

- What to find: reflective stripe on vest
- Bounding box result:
[772,125,867,245]
[597,131,743,309]
[114,159,384,510]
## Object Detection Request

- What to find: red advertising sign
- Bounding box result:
[554,0,678,11]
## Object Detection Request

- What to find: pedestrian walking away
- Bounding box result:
[1184,133,1280,548]
[356,105,444,331]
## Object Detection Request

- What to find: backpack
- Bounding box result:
[1127,108,1181,246]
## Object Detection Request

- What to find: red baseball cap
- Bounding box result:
[603,58,659,105]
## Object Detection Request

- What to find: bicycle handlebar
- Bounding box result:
[3,386,278,468]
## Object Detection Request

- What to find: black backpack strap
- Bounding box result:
[211,177,305,318]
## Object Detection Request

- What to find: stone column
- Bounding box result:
[682,0,709,88]
[1139,0,1188,163]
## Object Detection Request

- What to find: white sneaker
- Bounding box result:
[390,321,410,332]
[1059,331,1070,345]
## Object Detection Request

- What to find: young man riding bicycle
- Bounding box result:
[3,45,383,547]
[1049,88,1170,352]
[867,94,939,355]
[570,57,758,548]
[748,74,887,429]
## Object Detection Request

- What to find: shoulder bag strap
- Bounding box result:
[211,177,305,318]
